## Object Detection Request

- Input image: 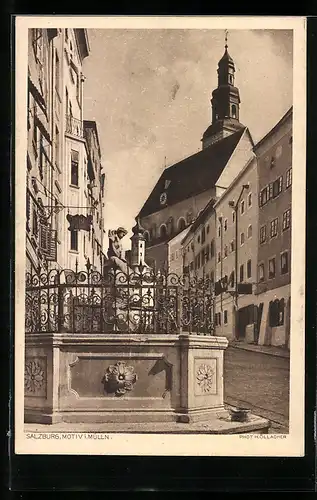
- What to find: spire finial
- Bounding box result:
[225,29,228,50]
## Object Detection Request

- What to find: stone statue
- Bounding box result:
[107,227,130,274]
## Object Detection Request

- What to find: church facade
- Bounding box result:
[137,43,253,272]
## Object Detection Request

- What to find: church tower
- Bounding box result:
[130,217,146,267]
[202,32,245,149]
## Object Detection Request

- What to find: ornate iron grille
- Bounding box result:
[25,264,215,335]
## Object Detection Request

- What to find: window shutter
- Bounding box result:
[47,229,57,261]
[39,222,49,252]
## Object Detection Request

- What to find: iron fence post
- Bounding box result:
[177,285,183,335]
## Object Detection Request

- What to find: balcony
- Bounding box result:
[65,115,83,138]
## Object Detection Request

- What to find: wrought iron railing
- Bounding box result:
[65,115,84,138]
[25,264,215,335]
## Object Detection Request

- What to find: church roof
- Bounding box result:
[138,127,246,218]
[219,47,234,65]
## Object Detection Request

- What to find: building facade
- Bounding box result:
[182,199,217,283]
[167,226,191,276]
[255,108,292,348]
[213,156,259,342]
[26,28,105,276]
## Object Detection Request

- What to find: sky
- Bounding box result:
[83,29,293,250]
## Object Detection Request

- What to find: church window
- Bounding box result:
[178,217,186,232]
[159,224,167,239]
[231,104,237,118]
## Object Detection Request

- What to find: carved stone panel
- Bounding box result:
[194,358,217,396]
[24,357,47,398]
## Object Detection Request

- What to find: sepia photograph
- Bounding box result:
[14,16,306,456]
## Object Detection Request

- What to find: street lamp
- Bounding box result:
[228,183,249,340]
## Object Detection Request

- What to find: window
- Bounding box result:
[248,192,252,207]
[178,218,186,232]
[268,257,276,279]
[281,251,289,275]
[286,167,292,188]
[197,235,200,244]
[247,225,252,239]
[272,176,283,198]
[282,208,291,231]
[215,312,222,326]
[240,232,245,245]
[159,225,167,239]
[259,186,268,206]
[224,245,228,258]
[205,245,210,262]
[270,218,278,238]
[239,264,244,283]
[218,225,221,237]
[217,252,221,263]
[206,224,210,234]
[230,240,235,253]
[201,249,205,266]
[247,259,252,278]
[55,126,60,166]
[268,182,273,200]
[71,150,79,186]
[224,219,228,232]
[210,240,215,258]
[269,299,285,327]
[229,270,235,288]
[240,200,245,214]
[260,225,266,244]
[70,230,78,251]
[258,263,265,282]
[201,226,206,244]
[55,51,60,94]
[190,261,194,272]
[232,211,235,223]
[224,310,228,324]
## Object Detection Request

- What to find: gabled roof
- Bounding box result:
[138,127,246,218]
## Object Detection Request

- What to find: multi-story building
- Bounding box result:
[167,226,191,276]
[255,108,292,348]
[83,120,106,271]
[26,28,58,275]
[213,155,259,342]
[26,28,106,275]
[182,199,217,283]
[137,42,254,271]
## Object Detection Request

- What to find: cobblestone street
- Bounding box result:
[224,346,290,433]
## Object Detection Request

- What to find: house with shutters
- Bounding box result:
[213,155,259,342]
[137,42,254,272]
[254,107,292,348]
[26,28,106,275]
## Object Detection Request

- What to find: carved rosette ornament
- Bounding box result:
[24,359,46,395]
[102,362,137,397]
[196,363,215,393]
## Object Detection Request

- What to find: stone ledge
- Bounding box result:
[24,413,270,435]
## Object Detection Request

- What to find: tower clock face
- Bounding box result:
[160,192,167,205]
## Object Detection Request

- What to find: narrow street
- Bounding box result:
[224,347,290,433]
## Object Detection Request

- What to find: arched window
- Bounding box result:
[144,230,150,243]
[177,217,186,232]
[231,104,237,119]
[159,224,167,239]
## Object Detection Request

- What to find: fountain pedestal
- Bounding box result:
[24,332,269,434]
